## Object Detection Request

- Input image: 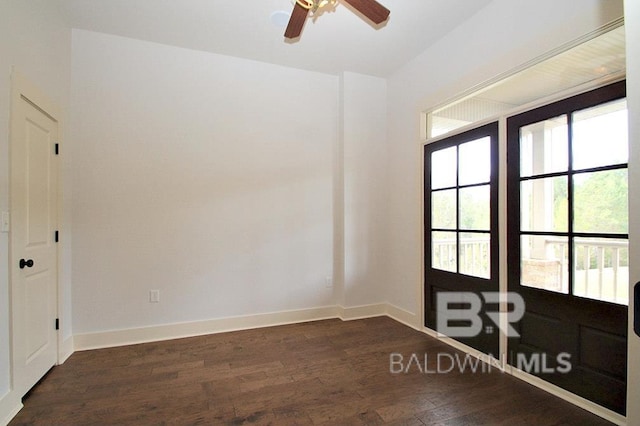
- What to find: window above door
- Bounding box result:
[426,23,625,139]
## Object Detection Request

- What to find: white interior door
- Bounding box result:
[10,86,59,397]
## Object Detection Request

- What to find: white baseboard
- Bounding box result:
[508,368,626,426]
[421,325,627,426]
[74,306,339,351]
[0,390,22,426]
[337,303,387,320]
[58,335,74,364]
[74,303,414,352]
[385,304,419,330]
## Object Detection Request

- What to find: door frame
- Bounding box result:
[9,70,64,392]
[624,1,640,424]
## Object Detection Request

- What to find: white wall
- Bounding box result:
[624,0,640,423]
[70,30,339,334]
[0,0,71,409]
[385,0,625,326]
[340,72,388,307]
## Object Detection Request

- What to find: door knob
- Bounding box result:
[19,259,34,269]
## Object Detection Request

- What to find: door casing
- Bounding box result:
[624,0,640,424]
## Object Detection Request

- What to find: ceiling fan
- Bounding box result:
[284,0,390,40]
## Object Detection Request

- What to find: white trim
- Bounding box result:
[508,368,626,426]
[385,304,419,330]
[423,18,625,121]
[423,73,625,147]
[58,336,74,364]
[74,306,339,351]
[74,303,409,351]
[418,130,426,333]
[498,116,509,366]
[337,303,386,321]
[422,325,626,425]
[0,391,22,426]
[624,1,640,424]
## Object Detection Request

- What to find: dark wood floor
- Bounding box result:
[10,317,612,425]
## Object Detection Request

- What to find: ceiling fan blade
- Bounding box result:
[342,0,390,25]
[284,2,309,39]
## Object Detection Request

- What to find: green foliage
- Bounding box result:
[431,187,490,231]
[459,188,490,230]
[573,169,628,234]
[552,169,628,234]
[431,190,456,229]
[554,178,568,231]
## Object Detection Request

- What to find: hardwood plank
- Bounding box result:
[9,317,613,425]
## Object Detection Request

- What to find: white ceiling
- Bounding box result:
[58,0,493,77]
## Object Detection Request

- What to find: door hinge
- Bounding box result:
[55,318,59,330]
[55,143,59,155]
[55,230,59,243]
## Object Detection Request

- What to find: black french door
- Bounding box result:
[424,122,499,356]
[507,81,628,414]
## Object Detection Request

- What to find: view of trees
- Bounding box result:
[553,169,628,234]
[574,169,628,234]
[431,187,490,231]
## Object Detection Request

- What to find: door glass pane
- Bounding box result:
[520,177,568,232]
[459,233,490,278]
[459,185,490,231]
[573,237,628,305]
[432,231,457,273]
[573,169,628,234]
[459,137,490,185]
[521,235,569,294]
[432,189,456,229]
[520,115,568,177]
[572,99,628,170]
[431,146,457,189]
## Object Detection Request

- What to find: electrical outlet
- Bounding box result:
[325,276,333,288]
[149,290,160,303]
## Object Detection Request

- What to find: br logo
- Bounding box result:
[437,292,525,338]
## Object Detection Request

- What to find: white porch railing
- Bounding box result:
[432,236,629,305]
[543,237,628,305]
[432,236,490,278]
